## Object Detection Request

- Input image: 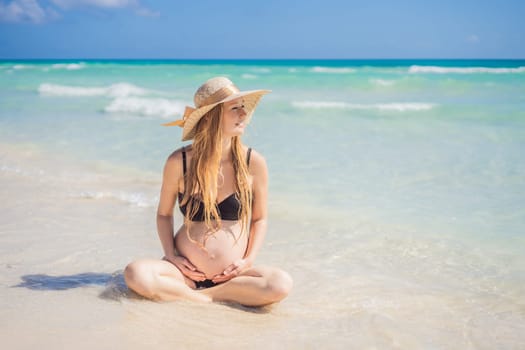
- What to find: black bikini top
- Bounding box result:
[178,147,252,222]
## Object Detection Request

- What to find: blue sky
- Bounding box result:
[0,0,524,59]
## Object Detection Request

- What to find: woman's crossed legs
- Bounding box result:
[124,259,292,307]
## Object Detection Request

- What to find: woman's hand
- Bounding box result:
[163,255,206,281]
[211,258,251,283]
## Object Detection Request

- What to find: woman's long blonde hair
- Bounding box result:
[181,104,252,243]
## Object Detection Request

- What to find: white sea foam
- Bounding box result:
[311,66,356,74]
[50,63,86,70]
[370,78,396,86]
[76,191,156,208]
[409,65,525,74]
[13,64,33,70]
[292,101,435,111]
[38,82,148,98]
[0,164,37,177]
[104,97,185,118]
[251,67,271,73]
[9,63,84,71]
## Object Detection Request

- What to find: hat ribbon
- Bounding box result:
[165,106,195,127]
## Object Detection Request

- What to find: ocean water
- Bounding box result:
[1,59,525,348]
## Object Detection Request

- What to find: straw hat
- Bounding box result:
[163,77,270,141]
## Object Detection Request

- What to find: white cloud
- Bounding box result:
[50,0,138,9]
[0,0,59,23]
[0,0,157,23]
[51,0,159,17]
[466,34,480,44]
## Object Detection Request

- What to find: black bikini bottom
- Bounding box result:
[194,279,218,289]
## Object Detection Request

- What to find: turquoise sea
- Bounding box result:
[1,59,524,348]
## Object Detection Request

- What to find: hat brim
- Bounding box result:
[165,89,270,141]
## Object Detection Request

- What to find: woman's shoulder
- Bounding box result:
[245,147,267,173]
[164,145,192,174]
[166,145,192,162]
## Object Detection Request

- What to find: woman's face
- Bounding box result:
[222,98,248,138]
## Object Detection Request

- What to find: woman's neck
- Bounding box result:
[221,138,233,163]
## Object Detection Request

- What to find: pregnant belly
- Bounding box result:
[174,221,248,279]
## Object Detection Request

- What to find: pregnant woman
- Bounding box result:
[124,77,292,306]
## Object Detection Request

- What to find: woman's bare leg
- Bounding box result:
[198,266,293,307]
[124,259,211,303]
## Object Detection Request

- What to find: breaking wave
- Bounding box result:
[38,82,148,98]
[409,65,525,74]
[292,101,435,111]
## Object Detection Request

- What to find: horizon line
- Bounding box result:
[1,57,525,61]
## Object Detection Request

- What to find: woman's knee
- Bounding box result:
[265,269,293,302]
[124,260,143,284]
[124,260,156,297]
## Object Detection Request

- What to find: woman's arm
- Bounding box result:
[157,150,206,281]
[156,151,181,260]
[243,150,268,265]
